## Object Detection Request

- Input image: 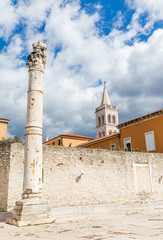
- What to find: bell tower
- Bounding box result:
[95,82,119,138]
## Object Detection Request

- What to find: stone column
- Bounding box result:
[22,40,47,199]
[7,41,55,227]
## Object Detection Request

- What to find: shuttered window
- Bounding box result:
[145,131,155,151]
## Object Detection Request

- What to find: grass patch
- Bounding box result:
[25,233,39,238]
[26,220,56,227]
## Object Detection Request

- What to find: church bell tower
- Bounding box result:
[95,82,119,138]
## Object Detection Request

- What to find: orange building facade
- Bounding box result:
[43,133,94,147]
[78,85,162,153]
[0,117,10,140]
[78,109,163,153]
[118,109,163,153]
[76,133,120,150]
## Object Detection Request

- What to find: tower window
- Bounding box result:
[112,115,116,124]
[102,131,105,137]
[98,116,101,126]
[102,115,104,124]
[99,132,102,138]
[108,114,111,123]
[109,130,112,135]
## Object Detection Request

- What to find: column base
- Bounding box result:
[6,199,55,227]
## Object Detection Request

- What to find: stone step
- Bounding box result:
[49,203,163,218]
[15,200,49,206]
[12,213,48,221]
[6,216,55,227]
[13,204,51,216]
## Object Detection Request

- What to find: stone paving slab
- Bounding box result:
[0,211,163,240]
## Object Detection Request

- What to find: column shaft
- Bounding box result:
[23,68,44,199]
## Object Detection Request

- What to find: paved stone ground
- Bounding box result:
[0,211,163,240]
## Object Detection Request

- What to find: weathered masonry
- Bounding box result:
[0,142,163,211]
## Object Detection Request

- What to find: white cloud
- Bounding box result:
[0,0,162,140]
[127,0,163,20]
[125,0,163,36]
[113,11,124,29]
[0,0,18,39]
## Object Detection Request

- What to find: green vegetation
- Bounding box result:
[132,148,139,152]
[2,135,24,143]
[61,139,64,146]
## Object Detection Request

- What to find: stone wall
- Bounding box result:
[42,146,163,207]
[7,143,24,210]
[0,143,11,210]
[0,143,163,210]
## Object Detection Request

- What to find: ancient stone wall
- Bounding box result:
[0,143,11,210]
[1,143,163,210]
[42,146,163,207]
[7,143,24,209]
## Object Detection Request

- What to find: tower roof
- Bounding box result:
[101,82,111,106]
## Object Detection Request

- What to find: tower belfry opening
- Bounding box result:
[95,82,119,139]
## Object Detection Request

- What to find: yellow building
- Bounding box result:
[118,108,163,153]
[0,117,10,140]
[77,109,163,153]
[43,133,94,147]
[76,133,120,150]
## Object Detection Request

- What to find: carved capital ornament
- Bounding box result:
[26,40,48,70]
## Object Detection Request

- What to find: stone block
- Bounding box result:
[12,213,48,221]
[6,216,55,227]
[13,204,50,216]
[6,199,55,227]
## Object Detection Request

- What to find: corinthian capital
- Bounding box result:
[26,40,48,70]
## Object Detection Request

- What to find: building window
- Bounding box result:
[108,114,111,123]
[113,130,116,133]
[145,131,155,152]
[124,137,131,151]
[110,144,116,151]
[112,115,116,124]
[58,139,61,145]
[98,116,101,126]
[52,142,55,146]
[102,115,104,124]
[102,131,105,137]
[99,132,102,138]
[109,130,112,135]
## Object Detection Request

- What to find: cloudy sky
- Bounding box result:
[0,0,163,140]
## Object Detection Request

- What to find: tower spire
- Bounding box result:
[101,81,111,105]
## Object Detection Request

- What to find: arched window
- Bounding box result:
[99,132,102,138]
[113,130,116,133]
[108,114,111,123]
[58,140,61,145]
[98,116,101,126]
[102,115,104,124]
[109,130,112,135]
[112,115,116,124]
[102,131,105,137]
